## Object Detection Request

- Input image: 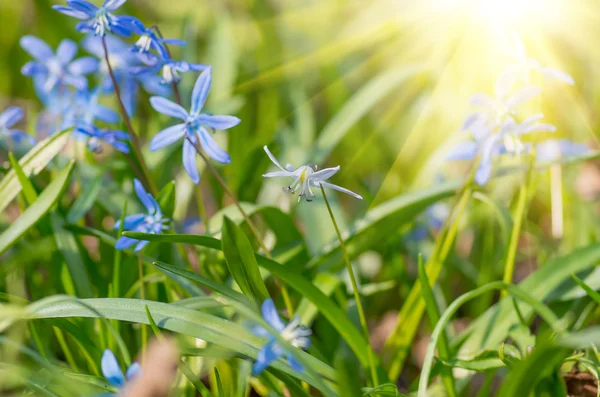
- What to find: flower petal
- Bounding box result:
[190,67,212,115]
[114,213,145,230]
[198,127,230,164]
[183,138,200,184]
[134,179,154,213]
[53,5,90,19]
[505,86,540,111]
[21,61,46,76]
[69,57,99,75]
[67,0,98,15]
[260,298,286,332]
[263,145,288,171]
[115,236,138,250]
[252,340,284,376]
[104,0,126,11]
[161,38,186,46]
[286,354,304,373]
[150,96,188,120]
[0,107,24,129]
[446,141,478,161]
[538,67,574,85]
[317,181,362,200]
[56,39,78,65]
[263,171,292,178]
[20,36,54,61]
[126,362,141,381]
[311,166,340,182]
[149,124,185,151]
[101,349,125,387]
[134,240,149,252]
[93,105,120,125]
[198,114,241,130]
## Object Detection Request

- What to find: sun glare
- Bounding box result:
[470,0,565,28]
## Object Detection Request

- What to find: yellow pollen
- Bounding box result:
[300,169,307,182]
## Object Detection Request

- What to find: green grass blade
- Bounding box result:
[0,160,75,256]
[8,152,38,205]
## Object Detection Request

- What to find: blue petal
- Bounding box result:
[115,236,138,250]
[149,97,188,120]
[287,354,304,372]
[21,61,46,77]
[110,17,134,37]
[134,240,149,252]
[104,0,126,11]
[161,38,186,46]
[56,39,78,65]
[20,36,54,61]
[93,105,120,124]
[134,179,154,213]
[188,63,209,72]
[126,362,141,381]
[67,0,98,15]
[190,67,212,115]
[183,138,200,184]
[260,298,286,332]
[81,35,105,58]
[149,124,185,151]
[252,341,284,376]
[7,131,36,145]
[69,57,99,75]
[62,74,88,91]
[446,141,478,161]
[198,114,241,131]
[114,213,145,230]
[0,107,24,129]
[475,159,492,186]
[53,5,90,19]
[101,349,125,387]
[198,127,231,164]
[250,325,272,339]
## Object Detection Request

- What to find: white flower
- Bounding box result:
[262,146,362,202]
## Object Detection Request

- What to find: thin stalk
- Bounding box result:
[502,152,535,296]
[101,36,156,195]
[137,255,147,357]
[166,75,294,315]
[320,185,378,387]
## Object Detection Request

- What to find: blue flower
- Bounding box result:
[33,84,72,138]
[536,139,589,163]
[82,35,169,116]
[62,88,119,131]
[20,35,98,92]
[250,299,311,376]
[129,20,186,54]
[115,179,169,252]
[0,107,35,145]
[101,349,140,393]
[78,125,130,154]
[53,0,137,37]
[448,114,555,185]
[149,67,240,184]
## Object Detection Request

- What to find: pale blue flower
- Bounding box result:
[53,0,138,37]
[149,67,240,184]
[78,125,130,154]
[128,20,186,54]
[101,349,140,393]
[115,179,169,251]
[251,299,311,376]
[0,107,35,145]
[20,35,98,92]
[262,146,363,201]
[448,114,555,185]
[134,45,207,85]
[62,88,119,131]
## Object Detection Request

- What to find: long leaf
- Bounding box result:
[0,161,75,256]
[0,129,70,213]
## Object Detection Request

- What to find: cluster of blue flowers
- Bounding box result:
[447,33,589,185]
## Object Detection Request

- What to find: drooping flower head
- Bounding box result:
[82,35,169,116]
[128,20,186,54]
[53,0,137,37]
[251,299,311,375]
[115,179,169,252]
[20,35,98,92]
[149,67,240,184]
[101,349,140,393]
[262,146,363,202]
[0,107,36,145]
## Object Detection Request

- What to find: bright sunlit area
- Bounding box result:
[0,0,600,396]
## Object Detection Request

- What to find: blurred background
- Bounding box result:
[2,0,600,389]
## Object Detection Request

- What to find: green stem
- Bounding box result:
[101,36,156,196]
[502,153,535,296]
[320,186,378,387]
